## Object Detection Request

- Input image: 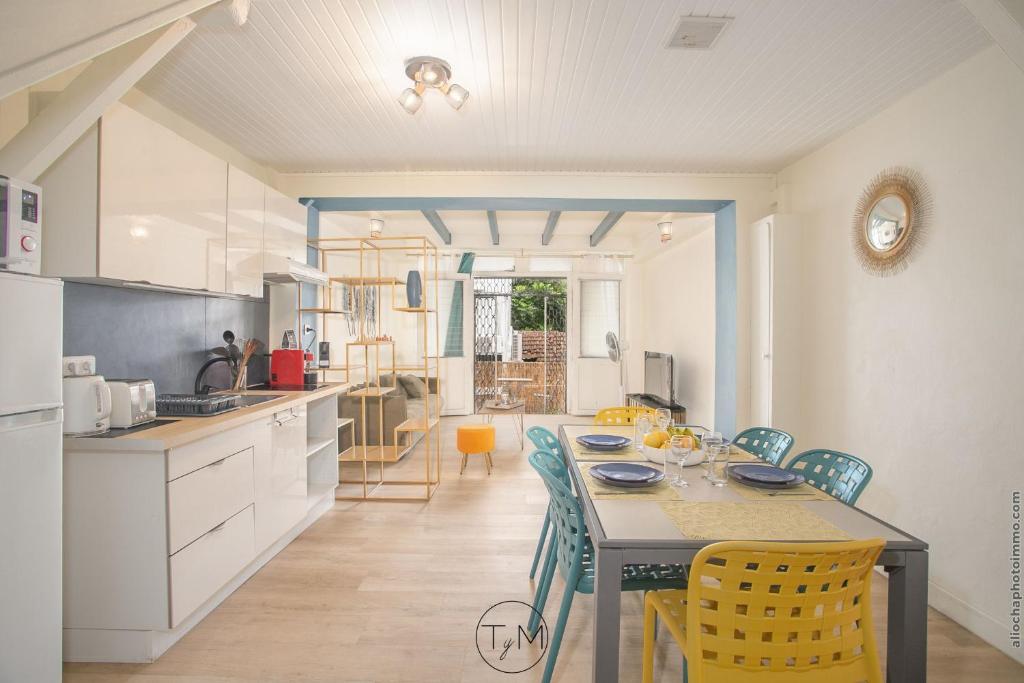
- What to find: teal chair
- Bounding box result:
[732,426,795,466]
[527,449,687,683]
[786,448,873,505]
[525,426,564,579]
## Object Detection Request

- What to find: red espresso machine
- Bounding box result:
[270,349,308,387]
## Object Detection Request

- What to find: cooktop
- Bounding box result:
[247,383,325,392]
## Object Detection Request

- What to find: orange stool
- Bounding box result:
[457,423,496,474]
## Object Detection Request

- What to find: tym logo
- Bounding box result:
[476,601,549,673]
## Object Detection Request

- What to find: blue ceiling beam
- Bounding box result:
[304,197,731,213]
[486,210,499,245]
[541,211,561,245]
[420,210,452,245]
[589,211,626,247]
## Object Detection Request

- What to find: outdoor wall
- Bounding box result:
[633,218,716,428]
[777,45,1024,662]
[475,360,565,414]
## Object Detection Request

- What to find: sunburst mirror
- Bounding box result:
[852,167,931,276]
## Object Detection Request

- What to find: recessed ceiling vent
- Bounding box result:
[666,16,731,49]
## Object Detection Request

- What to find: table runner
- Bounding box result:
[657,501,852,541]
[579,463,682,501]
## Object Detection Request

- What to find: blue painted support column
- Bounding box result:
[714,202,737,438]
[301,202,320,346]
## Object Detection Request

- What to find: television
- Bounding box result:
[643,351,674,405]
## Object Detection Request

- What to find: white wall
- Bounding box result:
[777,45,1024,662]
[632,218,716,427]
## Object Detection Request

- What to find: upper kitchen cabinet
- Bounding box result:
[263,186,308,268]
[226,166,265,298]
[41,102,229,293]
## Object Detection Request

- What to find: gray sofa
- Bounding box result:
[338,375,442,455]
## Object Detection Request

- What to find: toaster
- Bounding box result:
[106,379,157,428]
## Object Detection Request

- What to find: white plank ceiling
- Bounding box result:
[138,0,990,173]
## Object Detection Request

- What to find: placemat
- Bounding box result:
[572,446,648,462]
[657,501,851,541]
[566,426,643,462]
[579,463,682,501]
[729,479,835,501]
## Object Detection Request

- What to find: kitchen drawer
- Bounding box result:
[168,447,254,554]
[169,505,254,627]
[168,420,267,480]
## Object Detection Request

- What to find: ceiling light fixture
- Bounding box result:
[369,218,384,238]
[398,56,469,114]
[658,221,673,243]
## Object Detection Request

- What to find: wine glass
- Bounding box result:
[702,431,723,481]
[667,435,693,487]
[654,408,672,433]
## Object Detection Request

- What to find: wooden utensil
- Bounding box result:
[231,338,262,391]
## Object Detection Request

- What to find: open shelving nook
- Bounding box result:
[307,234,442,502]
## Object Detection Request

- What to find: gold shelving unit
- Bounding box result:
[307,235,442,502]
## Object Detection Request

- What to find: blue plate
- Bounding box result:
[590,463,665,488]
[728,464,805,489]
[576,434,632,451]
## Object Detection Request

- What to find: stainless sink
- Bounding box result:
[237,394,285,406]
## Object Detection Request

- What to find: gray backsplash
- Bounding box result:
[63,282,270,394]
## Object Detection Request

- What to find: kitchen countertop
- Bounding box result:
[64,383,348,452]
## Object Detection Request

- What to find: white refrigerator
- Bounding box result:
[0,272,63,682]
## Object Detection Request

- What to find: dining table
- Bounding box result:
[558,424,929,683]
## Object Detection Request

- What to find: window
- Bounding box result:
[579,279,620,357]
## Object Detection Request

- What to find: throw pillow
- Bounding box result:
[399,374,427,399]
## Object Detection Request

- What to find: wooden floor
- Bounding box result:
[65,415,1023,682]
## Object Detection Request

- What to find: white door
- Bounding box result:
[569,277,622,415]
[0,409,62,682]
[750,218,773,427]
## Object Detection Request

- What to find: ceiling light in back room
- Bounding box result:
[398,56,469,114]
[658,221,673,243]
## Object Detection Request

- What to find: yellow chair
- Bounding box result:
[457,423,496,474]
[642,539,885,683]
[593,406,657,426]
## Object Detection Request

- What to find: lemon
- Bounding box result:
[643,430,670,448]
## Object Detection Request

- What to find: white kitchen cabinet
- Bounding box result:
[99,103,228,291]
[263,186,308,267]
[226,165,265,297]
[62,391,344,663]
[41,102,229,291]
[169,505,255,627]
[255,406,308,552]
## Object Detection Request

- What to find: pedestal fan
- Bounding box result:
[606,332,628,405]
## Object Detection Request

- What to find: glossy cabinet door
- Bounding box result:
[263,186,308,266]
[255,407,308,552]
[99,102,228,292]
[226,166,265,297]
